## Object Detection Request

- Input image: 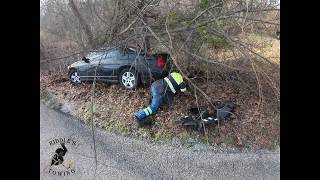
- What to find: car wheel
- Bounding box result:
[119,68,138,89]
[69,69,81,85]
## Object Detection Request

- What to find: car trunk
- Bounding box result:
[136,53,170,85]
[149,53,171,78]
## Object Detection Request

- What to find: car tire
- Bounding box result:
[68,69,81,85]
[119,68,139,89]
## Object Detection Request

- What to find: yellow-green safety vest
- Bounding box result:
[164,72,187,94]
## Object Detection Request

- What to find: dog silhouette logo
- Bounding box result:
[45,138,77,177]
[50,142,73,168]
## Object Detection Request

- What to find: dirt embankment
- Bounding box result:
[40,70,279,150]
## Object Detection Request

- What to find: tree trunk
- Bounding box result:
[140,0,151,52]
[144,16,151,52]
[68,0,95,49]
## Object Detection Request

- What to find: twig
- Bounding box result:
[232,16,280,25]
[189,2,223,25]
[194,89,209,144]
[118,19,138,36]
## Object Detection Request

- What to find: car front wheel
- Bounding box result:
[119,68,138,89]
[69,69,81,85]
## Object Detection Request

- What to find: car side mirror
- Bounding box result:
[82,57,90,63]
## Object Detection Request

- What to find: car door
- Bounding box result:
[97,50,123,81]
[86,51,105,80]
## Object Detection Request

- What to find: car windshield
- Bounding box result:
[86,51,105,61]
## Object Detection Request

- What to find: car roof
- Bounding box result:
[88,47,115,53]
[89,46,145,54]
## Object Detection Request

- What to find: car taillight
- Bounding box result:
[157,55,165,68]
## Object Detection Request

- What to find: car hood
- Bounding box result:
[70,60,87,68]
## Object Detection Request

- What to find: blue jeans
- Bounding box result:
[134,85,163,120]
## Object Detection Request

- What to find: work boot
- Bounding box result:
[134,115,145,128]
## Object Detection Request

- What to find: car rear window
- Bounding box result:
[126,47,146,55]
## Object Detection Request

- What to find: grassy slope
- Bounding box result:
[40,75,279,150]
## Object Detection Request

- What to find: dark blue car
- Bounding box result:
[67,47,171,89]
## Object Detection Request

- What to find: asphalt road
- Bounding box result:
[40,102,280,180]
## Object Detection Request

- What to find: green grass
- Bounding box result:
[113,122,131,136]
[80,103,96,121]
[222,135,236,145]
[137,128,153,139]
[154,131,175,142]
[178,131,199,148]
[40,91,62,110]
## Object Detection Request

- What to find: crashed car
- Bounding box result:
[67,47,171,89]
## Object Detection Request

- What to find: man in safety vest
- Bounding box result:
[134,70,188,127]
